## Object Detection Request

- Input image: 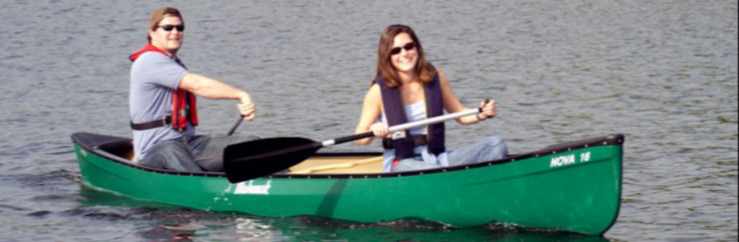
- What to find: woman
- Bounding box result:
[354,24,508,173]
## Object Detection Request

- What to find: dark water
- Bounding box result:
[1,0,736,240]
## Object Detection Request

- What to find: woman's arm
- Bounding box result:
[438,69,497,125]
[354,84,386,145]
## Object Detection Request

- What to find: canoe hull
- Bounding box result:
[73,133,622,235]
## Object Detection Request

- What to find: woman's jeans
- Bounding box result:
[389,136,508,172]
[139,135,259,172]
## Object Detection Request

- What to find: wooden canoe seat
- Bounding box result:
[290,156,383,174]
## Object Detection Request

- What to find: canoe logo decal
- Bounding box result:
[550,151,591,168]
[233,180,271,195]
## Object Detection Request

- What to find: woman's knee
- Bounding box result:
[482,136,505,147]
[391,158,440,172]
[483,136,508,157]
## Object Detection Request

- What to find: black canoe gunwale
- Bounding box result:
[71,132,624,180]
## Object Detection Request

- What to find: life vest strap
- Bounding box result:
[382,135,429,149]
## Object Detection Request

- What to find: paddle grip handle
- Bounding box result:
[479,99,491,121]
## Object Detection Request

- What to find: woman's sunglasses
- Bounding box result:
[390,42,416,55]
[159,24,185,32]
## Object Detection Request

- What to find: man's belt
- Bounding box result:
[130,116,171,130]
[382,135,428,149]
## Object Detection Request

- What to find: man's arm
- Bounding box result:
[180,73,246,100]
[179,73,256,121]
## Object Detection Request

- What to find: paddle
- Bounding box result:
[226,116,244,136]
[223,108,483,183]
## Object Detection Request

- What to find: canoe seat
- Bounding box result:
[290,156,383,174]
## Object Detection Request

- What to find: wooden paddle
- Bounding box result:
[223,108,483,183]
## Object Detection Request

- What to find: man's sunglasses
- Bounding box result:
[159,24,185,32]
[390,42,416,55]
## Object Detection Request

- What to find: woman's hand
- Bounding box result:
[478,99,498,121]
[370,122,390,138]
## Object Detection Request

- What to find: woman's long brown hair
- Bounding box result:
[375,24,436,88]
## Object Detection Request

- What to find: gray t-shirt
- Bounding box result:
[129,51,194,163]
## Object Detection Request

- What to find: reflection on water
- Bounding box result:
[0,0,736,240]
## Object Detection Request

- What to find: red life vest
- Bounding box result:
[129,44,198,130]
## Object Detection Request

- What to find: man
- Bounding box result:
[129,6,257,172]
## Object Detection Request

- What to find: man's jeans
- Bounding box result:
[389,136,508,172]
[139,135,259,172]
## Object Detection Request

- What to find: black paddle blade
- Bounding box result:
[224,137,321,183]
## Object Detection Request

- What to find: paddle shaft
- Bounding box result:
[224,107,482,182]
[322,108,482,147]
[227,116,244,136]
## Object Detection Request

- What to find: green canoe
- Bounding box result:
[71,132,623,235]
